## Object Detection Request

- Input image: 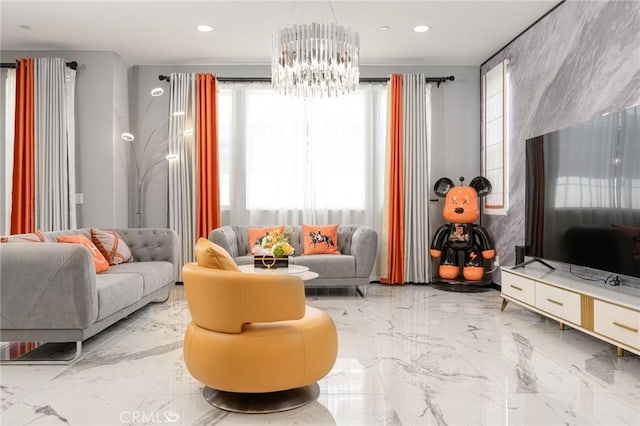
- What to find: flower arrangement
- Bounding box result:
[259,230,294,257]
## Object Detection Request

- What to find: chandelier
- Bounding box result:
[271,22,360,97]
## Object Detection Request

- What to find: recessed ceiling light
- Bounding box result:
[196,24,214,32]
[121,132,135,142]
[19,24,31,31]
[414,25,430,33]
[379,25,390,31]
[150,87,164,97]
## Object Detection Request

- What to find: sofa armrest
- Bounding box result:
[113,228,179,281]
[350,226,378,278]
[0,243,98,330]
[209,226,241,257]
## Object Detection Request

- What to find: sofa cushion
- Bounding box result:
[104,261,174,296]
[0,230,46,243]
[303,224,340,255]
[95,273,144,321]
[91,228,133,265]
[195,238,240,271]
[294,254,355,278]
[57,234,110,273]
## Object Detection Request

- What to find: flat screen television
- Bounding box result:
[524,104,640,281]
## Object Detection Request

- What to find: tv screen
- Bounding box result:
[525,104,640,279]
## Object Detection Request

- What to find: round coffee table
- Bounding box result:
[238,264,319,281]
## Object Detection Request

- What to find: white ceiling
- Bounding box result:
[1,0,561,66]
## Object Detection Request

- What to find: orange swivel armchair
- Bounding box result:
[182,238,338,413]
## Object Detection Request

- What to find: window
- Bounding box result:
[218,83,387,217]
[482,60,508,214]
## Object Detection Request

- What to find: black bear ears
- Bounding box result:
[433,176,492,197]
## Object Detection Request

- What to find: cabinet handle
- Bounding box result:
[613,321,638,333]
[547,298,564,306]
[510,285,523,291]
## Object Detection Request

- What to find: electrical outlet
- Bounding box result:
[75,193,84,204]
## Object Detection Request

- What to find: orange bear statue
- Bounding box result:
[430,176,495,282]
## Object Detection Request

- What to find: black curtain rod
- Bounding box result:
[1,61,79,70]
[159,75,455,87]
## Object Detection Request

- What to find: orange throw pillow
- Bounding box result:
[57,234,110,273]
[247,226,285,254]
[302,224,340,255]
[195,238,240,271]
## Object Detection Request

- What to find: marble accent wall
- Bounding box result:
[480,0,640,282]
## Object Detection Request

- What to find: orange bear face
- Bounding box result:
[443,186,480,223]
[434,176,492,224]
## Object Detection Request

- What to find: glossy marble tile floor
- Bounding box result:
[1,283,639,426]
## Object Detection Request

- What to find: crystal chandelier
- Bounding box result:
[271,22,360,97]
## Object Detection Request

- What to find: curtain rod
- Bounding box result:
[158,75,455,87]
[1,61,79,70]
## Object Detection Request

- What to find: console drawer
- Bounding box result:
[535,282,581,325]
[594,300,640,350]
[502,272,534,305]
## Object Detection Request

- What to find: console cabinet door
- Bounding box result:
[502,272,535,305]
[535,282,581,325]
[593,300,640,351]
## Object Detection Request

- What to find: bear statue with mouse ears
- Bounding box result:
[430,176,495,282]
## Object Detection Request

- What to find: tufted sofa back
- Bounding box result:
[212,225,361,257]
[41,227,180,279]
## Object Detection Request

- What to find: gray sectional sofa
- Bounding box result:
[209,225,378,295]
[0,228,179,363]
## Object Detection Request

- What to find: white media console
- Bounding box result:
[501,262,640,356]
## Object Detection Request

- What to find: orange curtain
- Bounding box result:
[195,73,221,239]
[381,74,404,284]
[10,59,35,235]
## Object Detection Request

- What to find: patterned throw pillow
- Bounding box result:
[91,228,133,265]
[195,238,240,271]
[0,230,46,243]
[302,224,340,255]
[247,226,285,254]
[57,234,110,273]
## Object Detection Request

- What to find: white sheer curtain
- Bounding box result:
[402,75,431,283]
[168,73,196,277]
[1,69,16,235]
[219,83,387,236]
[34,58,76,231]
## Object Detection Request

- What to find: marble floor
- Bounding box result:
[1,283,639,426]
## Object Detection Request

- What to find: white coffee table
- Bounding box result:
[238,264,319,281]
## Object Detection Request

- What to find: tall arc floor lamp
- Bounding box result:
[121,87,189,228]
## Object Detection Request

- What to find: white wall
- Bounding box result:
[1,50,132,229]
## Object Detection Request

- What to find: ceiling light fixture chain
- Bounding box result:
[328,1,338,23]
